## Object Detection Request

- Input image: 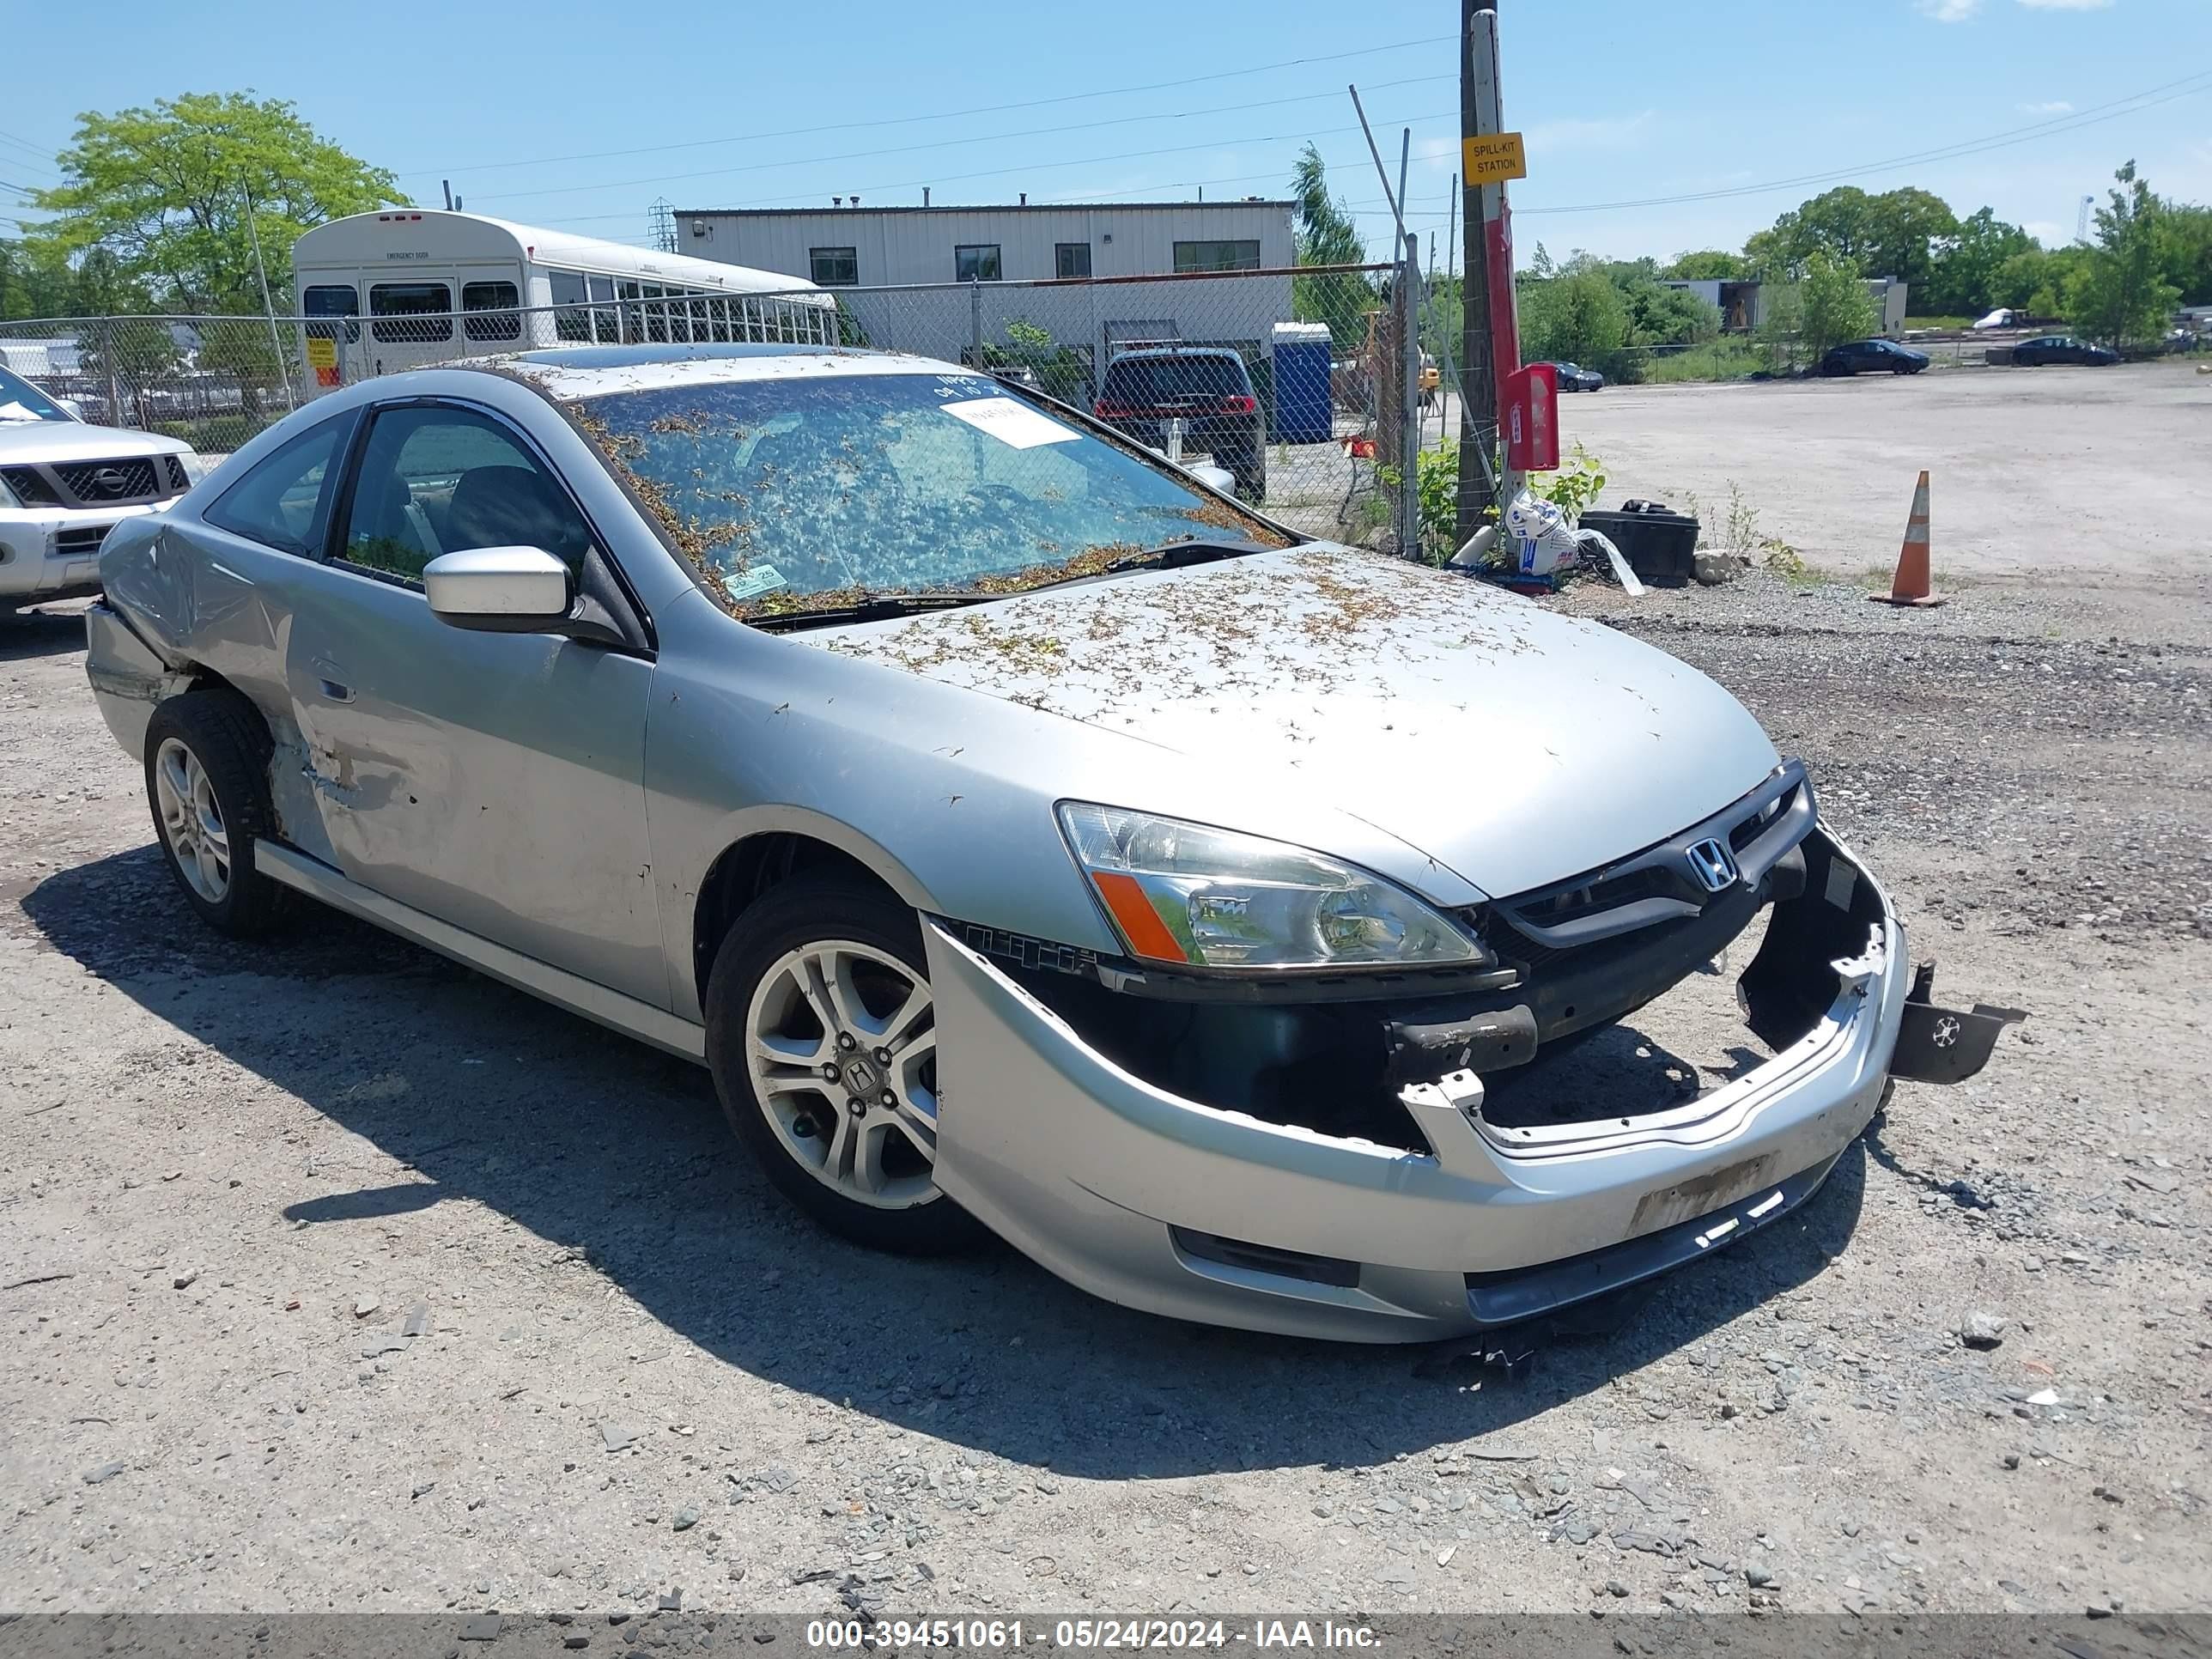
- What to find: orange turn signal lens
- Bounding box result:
[1089,872,1189,963]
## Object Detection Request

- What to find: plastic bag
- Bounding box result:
[1504,489,1582,579]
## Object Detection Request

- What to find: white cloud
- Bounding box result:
[2018,100,2075,113]
[2016,0,2114,9]
[1917,0,1981,21]
[1523,111,1656,154]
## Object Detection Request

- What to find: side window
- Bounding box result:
[338,404,594,585]
[302,283,361,344]
[369,282,454,343]
[203,415,350,556]
[462,281,521,341]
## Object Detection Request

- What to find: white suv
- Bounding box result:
[1,367,208,613]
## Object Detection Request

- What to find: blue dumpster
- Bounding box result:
[1271,321,1334,445]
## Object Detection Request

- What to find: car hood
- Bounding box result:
[0,421,189,461]
[801,546,1780,898]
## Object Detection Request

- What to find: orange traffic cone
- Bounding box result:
[1869,471,1944,607]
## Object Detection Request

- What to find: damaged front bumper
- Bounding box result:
[926,826,2005,1343]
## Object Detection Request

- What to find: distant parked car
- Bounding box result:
[1540,361,1605,392]
[1093,346,1266,501]
[1818,338,1930,377]
[1972,307,2027,330]
[2011,335,2119,368]
[2,365,210,616]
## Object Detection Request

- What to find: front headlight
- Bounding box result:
[1058,802,1491,971]
[176,451,213,486]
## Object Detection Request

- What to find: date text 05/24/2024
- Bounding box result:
[804,1619,1383,1650]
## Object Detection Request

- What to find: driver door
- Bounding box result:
[281,397,668,1006]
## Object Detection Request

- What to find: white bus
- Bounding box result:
[291,210,839,380]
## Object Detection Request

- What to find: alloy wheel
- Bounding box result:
[744,939,939,1210]
[154,737,231,904]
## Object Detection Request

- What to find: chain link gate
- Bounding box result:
[4,261,1425,551]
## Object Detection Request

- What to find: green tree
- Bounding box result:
[1753,279,1806,373]
[2154,198,2212,306]
[1662,249,1748,281]
[1798,252,1880,359]
[1747,185,1956,299]
[28,92,399,314]
[1925,206,2033,316]
[1519,268,1628,368]
[2068,161,2179,349]
[1289,143,1378,351]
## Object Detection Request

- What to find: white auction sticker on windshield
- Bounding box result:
[939,396,1080,449]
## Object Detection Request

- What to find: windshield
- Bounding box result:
[0,366,73,424]
[576,368,1288,616]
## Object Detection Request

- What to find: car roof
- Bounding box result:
[1107,346,1243,362]
[483,342,982,400]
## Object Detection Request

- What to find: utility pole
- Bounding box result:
[1455,3,1495,540]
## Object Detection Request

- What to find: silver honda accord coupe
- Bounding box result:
[83,343,2011,1342]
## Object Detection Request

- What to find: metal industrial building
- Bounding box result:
[672,200,1304,390]
[672,198,1296,289]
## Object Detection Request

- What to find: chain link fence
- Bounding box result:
[2,257,1428,550]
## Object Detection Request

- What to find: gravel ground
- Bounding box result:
[2,550,2208,1624]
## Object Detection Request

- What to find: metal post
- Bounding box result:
[1469,6,1521,515]
[99,315,123,428]
[1455,8,1494,540]
[1397,231,1423,561]
[1440,175,1461,474]
[240,179,296,412]
[969,277,984,369]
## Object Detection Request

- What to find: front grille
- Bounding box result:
[161,454,189,493]
[2,465,60,506]
[54,458,161,505]
[54,524,111,556]
[1486,763,1814,960]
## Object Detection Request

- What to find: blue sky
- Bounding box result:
[3,0,2207,269]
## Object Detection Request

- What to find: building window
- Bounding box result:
[1054,242,1091,279]
[1173,240,1261,273]
[954,244,1002,283]
[810,246,858,287]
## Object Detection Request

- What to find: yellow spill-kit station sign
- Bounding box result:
[1463,131,1528,184]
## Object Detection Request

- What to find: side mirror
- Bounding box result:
[423,546,573,632]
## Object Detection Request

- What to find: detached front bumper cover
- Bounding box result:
[924,826,2016,1343]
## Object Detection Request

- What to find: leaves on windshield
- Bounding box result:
[568,375,1290,619]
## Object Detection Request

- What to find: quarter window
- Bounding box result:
[954,244,1002,283]
[203,415,350,556]
[339,404,594,585]
[1172,240,1261,273]
[368,282,454,343]
[461,280,521,341]
[1054,242,1091,279]
[809,246,859,287]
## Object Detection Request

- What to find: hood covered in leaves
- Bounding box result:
[802,546,1780,898]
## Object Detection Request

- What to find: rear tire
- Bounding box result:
[143,690,287,937]
[703,877,986,1255]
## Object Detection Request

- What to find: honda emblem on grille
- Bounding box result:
[1686,837,1738,893]
[89,467,129,498]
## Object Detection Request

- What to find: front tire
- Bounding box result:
[703,877,984,1254]
[143,690,286,937]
